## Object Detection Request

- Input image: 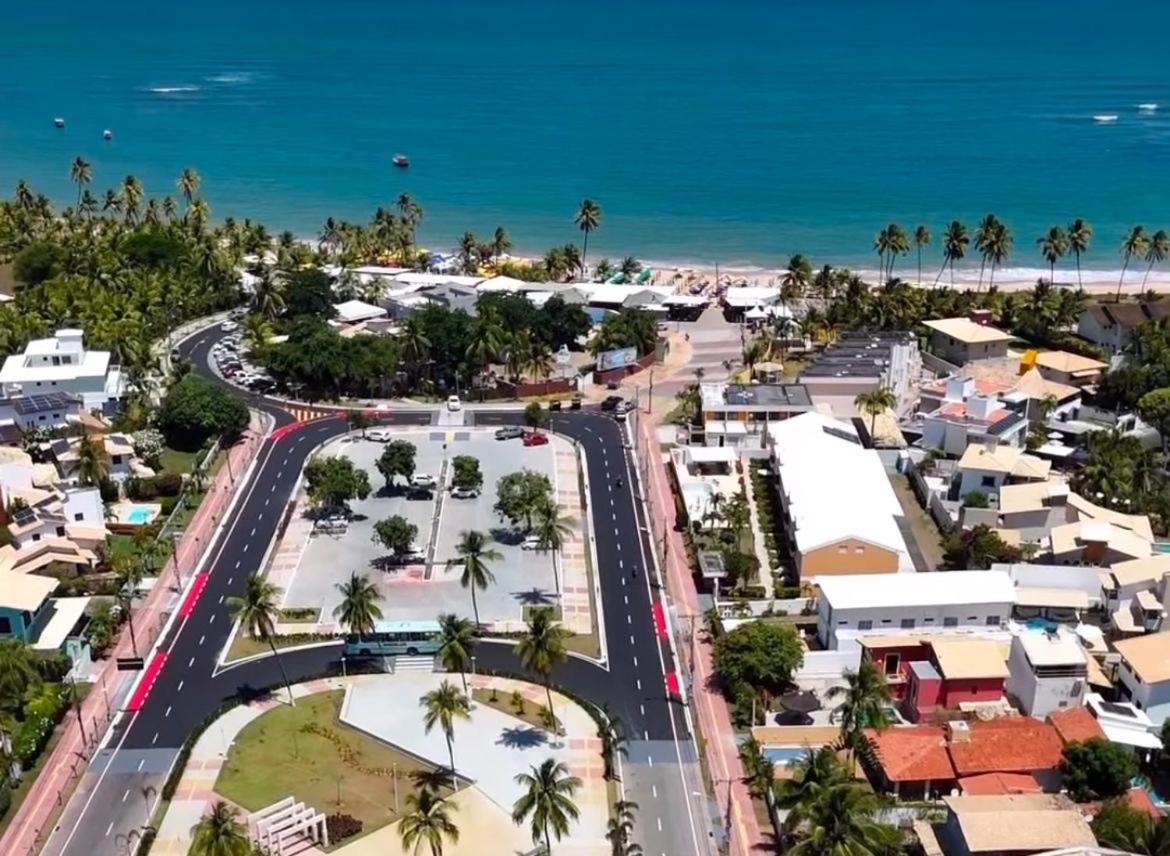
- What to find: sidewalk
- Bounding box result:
[637,415,767,855]
[0,417,267,856]
[153,673,609,856]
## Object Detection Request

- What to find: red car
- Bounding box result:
[522,431,549,447]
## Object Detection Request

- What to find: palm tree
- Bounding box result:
[491,226,512,265]
[69,157,92,208]
[1142,229,1170,289]
[1067,218,1093,290]
[606,799,642,856]
[739,737,776,800]
[936,220,969,286]
[227,575,294,705]
[574,199,602,276]
[190,801,251,856]
[853,388,897,441]
[437,613,476,693]
[399,787,460,856]
[249,266,286,320]
[619,255,641,280]
[785,783,901,856]
[774,745,851,815]
[781,254,813,302]
[533,502,575,598]
[1118,226,1151,302]
[177,168,202,210]
[913,225,931,284]
[986,221,1014,289]
[597,706,629,781]
[0,640,42,717]
[332,572,383,640]
[420,680,472,787]
[453,530,500,626]
[974,214,1000,290]
[884,223,909,281]
[873,227,891,283]
[1037,225,1069,284]
[514,607,569,731]
[511,758,582,853]
[827,660,892,750]
[70,434,111,487]
[121,175,144,224]
[242,313,274,358]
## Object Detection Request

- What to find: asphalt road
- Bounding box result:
[43,326,709,856]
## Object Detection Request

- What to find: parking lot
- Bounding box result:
[208,316,277,394]
[283,427,565,626]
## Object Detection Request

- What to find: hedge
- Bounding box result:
[125,473,184,501]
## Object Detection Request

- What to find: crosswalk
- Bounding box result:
[285,405,338,423]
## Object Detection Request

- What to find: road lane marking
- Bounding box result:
[652,784,657,798]
[105,821,114,836]
[209,613,216,624]
[219,595,224,604]
[627,615,632,624]
[234,560,241,569]
[177,680,184,692]
[640,704,646,716]
[188,656,195,667]
[122,789,129,802]
[242,543,249,552]
[624,595,628,605]
[636,679,642,690]
[165,706,172,718]
[633,656,638,667]
[199,635,205,645]
[265,498,269,506]
[137,758,145,772]
[227,577,233,585]
[657,817,663,832]
[250,527,256,537]
[152,732,159,745]
[629,635,635,645]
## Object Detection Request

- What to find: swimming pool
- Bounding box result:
[1132,775,1169,806]
[763,746,810,767]
[125,504,160,525]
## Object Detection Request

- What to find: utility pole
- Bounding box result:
[69,676,88,750]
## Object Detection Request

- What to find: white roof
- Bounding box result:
[476,275,531,293]
[663,294,709,306]
[817,570,1015,611]
[684,446,738,464]
[769,413,912,564]
[1015,628,1088,666]
[333,300,388,323]
[0,349,111,385]
[350,265,411,277]
[1012,586,1089,610]
[31,596,90,651]
[392,273,483,288]
[723,287,781,307]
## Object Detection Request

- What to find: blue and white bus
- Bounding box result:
[343,619,442,657]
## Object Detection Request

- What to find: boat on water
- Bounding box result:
[392,153,410,168]
[53,117,65,128]
[103,129,113,140]
[1093,114,1119,123]
[1138,102,1158,113]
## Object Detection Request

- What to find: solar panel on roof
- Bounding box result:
[1099,701,1137,718]
[12,507,36,526]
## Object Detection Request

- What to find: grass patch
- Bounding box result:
[564,632,602,660]
[280,607,321,623]
[471,686,549,730]
[216,690,446,840]
[225,631,336,662]
[159,446,201,476]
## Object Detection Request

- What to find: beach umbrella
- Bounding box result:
[778,690,820,714]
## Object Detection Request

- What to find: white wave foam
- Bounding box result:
[146,85,200,94]
[206,72,253,85]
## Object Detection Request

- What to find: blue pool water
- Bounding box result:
[763,746,808,767]
[1025,618,1059,632]
[126,506,157,525]
[1133,775,1169,806]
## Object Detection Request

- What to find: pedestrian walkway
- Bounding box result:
[552,436,594,637]
[152,674,609,856]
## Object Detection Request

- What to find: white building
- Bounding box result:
[49,433,145,486]
[816,571,1015,649]
[1113,632,1170,723]
[0,329,124,412]
[699,382,814,449]
[954,442,1051,501]
[0,391,82,433]
[917,377,1030,456]
[1004,628,1089,717]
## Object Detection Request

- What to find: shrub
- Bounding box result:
[326,813,363,842]
[98,478,120,503]
[160,496,180,515]
[0,783,10,821]
[14,684,69,764]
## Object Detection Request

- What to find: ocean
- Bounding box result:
[2,0,1169,276]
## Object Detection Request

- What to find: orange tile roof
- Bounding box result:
[959,772,1043,796]
[1125,787,1160,818]
[865,726,955,783]
[948,719,1065,776]
[1046,707,1105,745]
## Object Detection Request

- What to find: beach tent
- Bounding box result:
[744,306,769,321]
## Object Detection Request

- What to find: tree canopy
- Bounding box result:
[304,455,371,512]
[713,620,804,698]
[156,374,249,450]
[940,524,1022,570]
[373,515,418,555]
[377,440,417,487]
[1061,738,1138,801]
[589,309,659,357]
[495,469,553,531]
[451,455,482,490]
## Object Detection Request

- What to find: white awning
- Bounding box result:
[685,446,738,463]
[32,597,90,651]
[1013,586,1089,609]
[705,421,748,435]
[1099,721,1163,750]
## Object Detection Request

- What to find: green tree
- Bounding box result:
[514,607,570,731]
[399,786,460,856]
[936,220,970,287]
[1118,226,1151,303]
[712,620,803,698]
[1037,225,1070,284]
[346,409,374,438]
[913,225,931,284]
[854,388,897,441]
[1061,738,1139,801]
[605,799,641,856]
[739,737,777,800]
[454,530,500,626]
[533,502,575,597]
[377,439,417,488]
[574,199,602,275]
[774,746,851,815]
[450,456,482,491]
[0,639,42,718]
[283,267,337,319]
[494,469,553,531]
[227,575,294,704]
[69,156,92,208]
[491,226,512,265]
[304,456,371,513]
[332,572,383,638]
[157,375,249,450]
[70,434,112,487]
[1139,388,1170,453]
[785,783,902,856]
[511,758,582,853]
[1067,218,1093,290]
[420,680,472,787]
[1092,798,1170,855]
[1143,229,1170,290]
[827,660,893,749]
[190,800,251,856]
[524,402,548,429]
[597,706,629,782]
[940,523,1023,569]
[373,515,419,557]
[963,490,990,509]
[437,613,476,693]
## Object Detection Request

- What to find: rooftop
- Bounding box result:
[923,317,1013,345]
[1114,632,1170,684]
[1047,520,1152,563]
[930,638,1009,680]
[946,718,1065,775]
[702,382,812,409]
[817,570,1015,611]
[0,571,58,611]
[943,794,1096,853]
[1045,707,1105,744]
[1109,554,1170,587]
[1033,350,1108,375]
[865,725,953,782]
[1016,629,1090,668]
[958,772,1043,796]
[958,444,1051,479]
[31,596,90,651]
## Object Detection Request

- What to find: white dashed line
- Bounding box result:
[264,498,269,507]
[199,635,205,645]
[627,615,632,625]
[250,527,256,537]
[151,732,159,745]
[165,706,172,718]
[235,560,241,569]
[177,680,184,692]
[640,704,646,716]
[636,679,642,691]
[105,822,114,836]
[629,635,635,645]
[657,817,663,832]
[121,789,129,803]
[624,595,629,605]
[137,758,145,772]
[651,784,658,798]
[242,543,249,553]
[633,656,638,667]
[613,527,619,536]
[209,613,216,624]
[188,656,195,668]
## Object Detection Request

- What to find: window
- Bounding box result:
[74,512,84,521]
[881,618,892,624]
[51,356,60,366]
[837,546,847,554]
[31,533,40,542]
[56,526,65,537]
[923,617,935,624]
[967,616,978,622]
[837,620,847,626]
[980,475,996,488]
[854,547,864,554]
[0,616,10,634]
[986,615,1000,626]
[900,618,915,629]
[857,620,873,631]
[884,654,900,676]
[943,617,958,627]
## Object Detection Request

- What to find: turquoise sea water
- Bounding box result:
[2,0,1169,272]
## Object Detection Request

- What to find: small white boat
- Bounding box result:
[53,117,65,128]
[1138,102,1158,113]
[1093,114,1119,123]
[102,129,113,140]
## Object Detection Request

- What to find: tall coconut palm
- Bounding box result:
[913,225,931,285]
[70,434,111,487]
[399,787,460,856]
[332,572,383,641]
[1037,225,1070,284]
[597,704,630,782]
[420,680,472,787]
[936,220,969,286]
[177,168,201,210]
[121,175,144,225]
[785,783,901,856]
[781,254,813,302]
[453,530,500,626]
[227,575,294,704]
[491,226,512,265]
[1118,226,1151,303]
[884,223,909,281]
[190,801,251,856]
[437,613,476,693]
[0,639,42,717]
[873,227,891,283]
[985,221,1013,289]
[973,213,1000,290]
[514,607,569,730]
[739,737,777,800]
[774,745,851,815]
[1142,229,1170,289]
[249,266,286,320]
[533,502,575,598]
[853,388,897,441]
[605,800,641,856]
[574,199,602,276]
[826,659,892,750]
[69,157,92,208]
[1067,218,1093,290]
[511,758,582,853]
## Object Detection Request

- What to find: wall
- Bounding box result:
[921,351,961,376]
[62,487,103,527]
[593,350,656,386]
[800,539,901,578]
[821,601,1013,649]
[940,676,1004,709]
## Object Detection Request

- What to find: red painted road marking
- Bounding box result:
[652,601,668,639]
[179,572,209,618]
[126,651,168,712]
[665,672,681,696]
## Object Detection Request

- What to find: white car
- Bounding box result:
[220,320,239,332]
[521,535,542,551]
[450,485,480,499]
[411,473,437,488]
[365,428,393,442]
[447,395,462,411]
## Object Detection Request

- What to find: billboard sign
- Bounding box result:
[597,346,637,372]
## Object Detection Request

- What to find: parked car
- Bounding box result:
[313,517,348,534]
[450,485,480,499]
[410,473,437,488]
[389,547,425,565]
[570,396,582,410]
[601,395,624,411]
[405,485,434,500]
[614,410,627,422]
[521,535,542,551]
[365,427,393,442]
[495,426,524,441]
[220,320,239,332]
[614,400,634,414]
[228,307,247,320]
[523,432,549,447]
[447,395,462,411]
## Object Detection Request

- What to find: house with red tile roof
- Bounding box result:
[1045,707,1105,745]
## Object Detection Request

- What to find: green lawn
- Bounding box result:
[159,446,202,476]
[216,691,446,840]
